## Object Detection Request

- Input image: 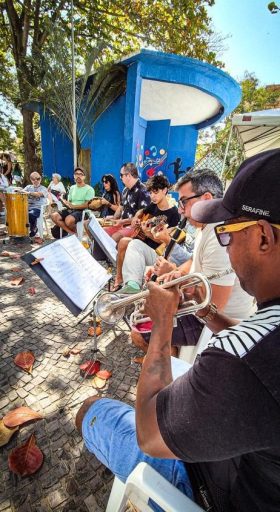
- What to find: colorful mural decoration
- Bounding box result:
[139,145,168,179]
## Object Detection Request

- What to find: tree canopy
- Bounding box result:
[0,0,223,177]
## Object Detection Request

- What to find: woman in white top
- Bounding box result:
[47,173,66,208]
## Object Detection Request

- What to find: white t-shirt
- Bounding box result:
[190,224,254,319]
[48,181,66,194]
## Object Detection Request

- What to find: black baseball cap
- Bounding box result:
[191,149,280,224]
[74,166,85,175]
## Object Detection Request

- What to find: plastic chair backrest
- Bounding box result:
[106,462,203,512]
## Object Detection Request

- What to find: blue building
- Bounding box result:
[37,49,241,186]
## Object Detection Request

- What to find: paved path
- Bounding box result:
[0,234,141,511]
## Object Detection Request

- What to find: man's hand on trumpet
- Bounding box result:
[142,281,180,326]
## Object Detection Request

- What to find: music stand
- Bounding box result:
[87,215,117,266]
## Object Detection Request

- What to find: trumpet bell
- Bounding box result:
[94,292,126,324]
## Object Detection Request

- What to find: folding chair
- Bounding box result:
[106,462,203,512]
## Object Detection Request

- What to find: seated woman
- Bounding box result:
[99,173,121,217]
[47,173,66,209]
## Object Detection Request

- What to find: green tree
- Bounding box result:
[0,0,222,179]
[196,72,280,179]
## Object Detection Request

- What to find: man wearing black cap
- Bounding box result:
[76,149,280,512]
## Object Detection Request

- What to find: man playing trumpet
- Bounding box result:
[77,149,280,512]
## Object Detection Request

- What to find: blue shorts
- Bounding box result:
[82,398,193,509]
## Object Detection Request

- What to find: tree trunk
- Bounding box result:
[21,108,41,182]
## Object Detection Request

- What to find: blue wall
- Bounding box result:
[89,94,126,187]
[166,125,198,182]
[140,120,170,181]
[40,111,73,178]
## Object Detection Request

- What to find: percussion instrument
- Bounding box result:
[87,197,103,211]
[5,191,29,237]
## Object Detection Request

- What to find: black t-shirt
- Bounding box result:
[140,203,180,249]
[156,301,280,512]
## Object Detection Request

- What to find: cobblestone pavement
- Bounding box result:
[0,231,141,512]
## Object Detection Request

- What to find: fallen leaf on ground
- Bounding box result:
[8,434,43,476]
[133,356,145,365]
[0,420,19,447]
[11,267,22,272]
[3,407,43,428]
[31,258,44,266]
[14,352,35,373]
[28,287,36,295]
[33,237,44,245]
[0,251,21,259]
[96,370,112,381]
[70,348,82,355]
[10,276,25,286]
[88,325,102,336]
[92,376,107,389]
[80,360,101,376]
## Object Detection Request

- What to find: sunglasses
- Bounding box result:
[31,177,41,181]
[178,193,204,209]
[215,220,280,247]
[103,179,109,183]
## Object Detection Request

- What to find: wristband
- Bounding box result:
[195,302,218,324]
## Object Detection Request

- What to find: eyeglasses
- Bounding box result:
[74,172,84,177]
[178,193,204,209]
[120,173,128,178]
[215,220,280,247]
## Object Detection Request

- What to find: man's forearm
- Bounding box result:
[136,320,173,453]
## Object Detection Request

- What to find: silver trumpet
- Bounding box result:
[94,269,233,325]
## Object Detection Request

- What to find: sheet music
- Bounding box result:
[88,215,117,264]
[31,236,111,310]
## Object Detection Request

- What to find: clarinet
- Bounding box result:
[150,217,187,281]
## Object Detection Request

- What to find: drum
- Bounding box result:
[87,197,103,211]
[5,192,29,237]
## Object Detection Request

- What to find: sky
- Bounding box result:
[209,0,280,85]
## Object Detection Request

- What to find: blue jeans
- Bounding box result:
[82,398,193,511]
[28,207,40,233]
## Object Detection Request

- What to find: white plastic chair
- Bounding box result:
[37,203,50,239]
[179,325,212,365]
[106,462,203,512]
[59,209,87,241]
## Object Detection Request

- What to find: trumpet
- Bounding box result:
[94,269,233,325]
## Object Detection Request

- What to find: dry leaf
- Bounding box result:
[14,352,35,374]
[133,356,145,365]
[88,325,102,337]
[8,434,43,476]
[28,287,36,295]
[1,251,21,259]
[92,376,107,389]
[62,347,71,357]
[96,370,112,381]
[0,419,19,447]
[70,348,82,355]
[10,276,25,286]
[3,407,43,428]
[31,258,44,266]
[80,360,101,376]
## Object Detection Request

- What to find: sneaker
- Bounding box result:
[119,281,141,295]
